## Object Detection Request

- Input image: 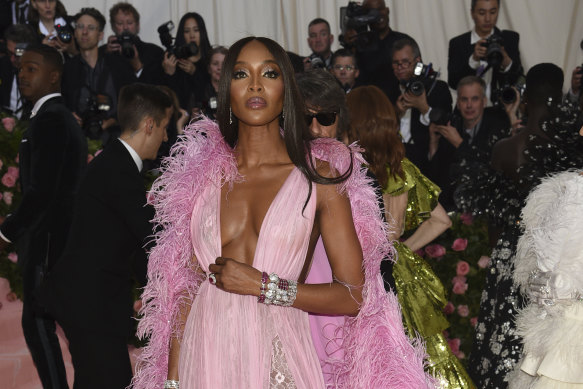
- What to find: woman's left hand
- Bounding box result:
[177,59,196,75]
[208,257,262,296]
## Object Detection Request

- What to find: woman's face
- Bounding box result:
[230,40,284,127]
[209,53,225,83]
[33,0,56,21]
[182,18,200,46]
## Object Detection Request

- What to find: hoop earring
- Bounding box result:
[229,107,233,125]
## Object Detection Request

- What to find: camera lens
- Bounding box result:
[409,80,424,96]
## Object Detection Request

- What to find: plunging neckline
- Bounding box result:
[217,166,300,266]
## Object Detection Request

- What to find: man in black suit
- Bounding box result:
[61,7,135,144]
[0,23,37,117]
[429,76,510,210]
[100,2,164,85]
[354,0,414,103]
[392,38,453,182]
[448,0,522,104]
[0,44,87,388]
[39,83,173,389]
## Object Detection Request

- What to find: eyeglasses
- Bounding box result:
[333,64,356,72]
[305,112,337,126]
[75,24,99,32]
[391,59,413,69]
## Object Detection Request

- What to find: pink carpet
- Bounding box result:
[0,277,142,388]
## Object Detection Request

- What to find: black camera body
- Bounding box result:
[339,1,380,52]
[114,31,138,59]
[401,62,438,97]
[158,21,199,60]
[492,83,525,105]
[307,53,326,69]
[83,93,112,139]
[481,34,504,68]
[54,23,73,43]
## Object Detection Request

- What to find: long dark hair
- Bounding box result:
[346,86,405,189]
[28,0,68,27]
[175,12,212,64]
[217,37,352,200]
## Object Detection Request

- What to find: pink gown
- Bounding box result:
[179,168,326,388]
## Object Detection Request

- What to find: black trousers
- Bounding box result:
[22,263,68,389]
[62,324,132,389]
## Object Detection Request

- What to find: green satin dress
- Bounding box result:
[384,158,475,389]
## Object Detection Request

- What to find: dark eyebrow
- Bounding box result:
[234,59,279,66]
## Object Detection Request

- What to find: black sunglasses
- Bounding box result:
[304,112,337,126]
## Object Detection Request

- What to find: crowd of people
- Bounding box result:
[0,0,582,388]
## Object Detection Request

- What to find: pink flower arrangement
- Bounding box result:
[452,275,467,285]
[443,301,455,315]
[425,243,446,258]
[3,192,13,205]
[470,317,478,327]
[459,212,474,225]
[447,338,461,354]
[7,252,17,264]
[451,238,468,251]
[452,281,469,295]
[457,304,469,317]
[87,154,94,163]
[456,260,470,276]
[2,117,15,132]
[7,166,18,178]
[1,173,16,188]
[477,255,491,269]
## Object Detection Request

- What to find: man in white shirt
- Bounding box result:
[303,18,334,71]
[448,0,522,104]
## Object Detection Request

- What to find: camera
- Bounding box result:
[307,53,326,69]
[339,1,380,52]
[114,31,138,59]
[14,43,28,57]
[158,21,199,60]
[400,62,438,96]
[481,34,504,68]
[82,93,112,139]
[429,108,460,127]
[492,83,525,105]
[54,22,73,43]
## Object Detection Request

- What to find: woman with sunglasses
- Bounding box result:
[346,85,475,389]
[134,39,432,389]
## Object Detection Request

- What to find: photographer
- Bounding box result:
[350,0,414,104]
[330,48,360,93]
[101,2,164,85]
[303,18,334,71]
[391,38,452,180]
[61,7,135,144]
[27,0,76,57]
[448,0,522,104]
[161,12,212,115]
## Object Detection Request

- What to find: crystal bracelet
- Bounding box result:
[164,379,179,388]
[258,272,297,306]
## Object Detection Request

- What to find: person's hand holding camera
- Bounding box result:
[177,59,196,75]
[473,39,488,61]
[162,52,178,76]
[106,35,122,54]
[499,45,512,70]
[402,90,429,115]
[435,122,463,148]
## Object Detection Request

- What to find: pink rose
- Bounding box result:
[454,350,466,359]
[3,192,13,205]
[460,212,473,225]
[7,166,18,178]
[452,275,467,285]
[443,301,455,315]
[470,317,478,327]
[456,260,470,276]
[451,238,468,251]
[447,338,461,354]
[133,299,142,313]
[2,117,15,132]
[478,255,491,269]
[7,252,17,263]
[457,304,469,317]
[1,173,16,188]
[425,244,446,258]
[87,154,94,163]
[94,149,103,157]
[6,292,17,302]
[452,281,469,295]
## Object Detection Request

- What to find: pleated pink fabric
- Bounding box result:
[178,168,325,388]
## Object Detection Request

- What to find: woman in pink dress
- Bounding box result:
[133,37,433,389]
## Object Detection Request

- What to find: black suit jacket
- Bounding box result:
[0,96,87,271]
[448,27,522,98]
[40,139,153,337]
[0,55,16,112]
[403,79,453,177]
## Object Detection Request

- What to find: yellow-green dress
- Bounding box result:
[384,158,475,389]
